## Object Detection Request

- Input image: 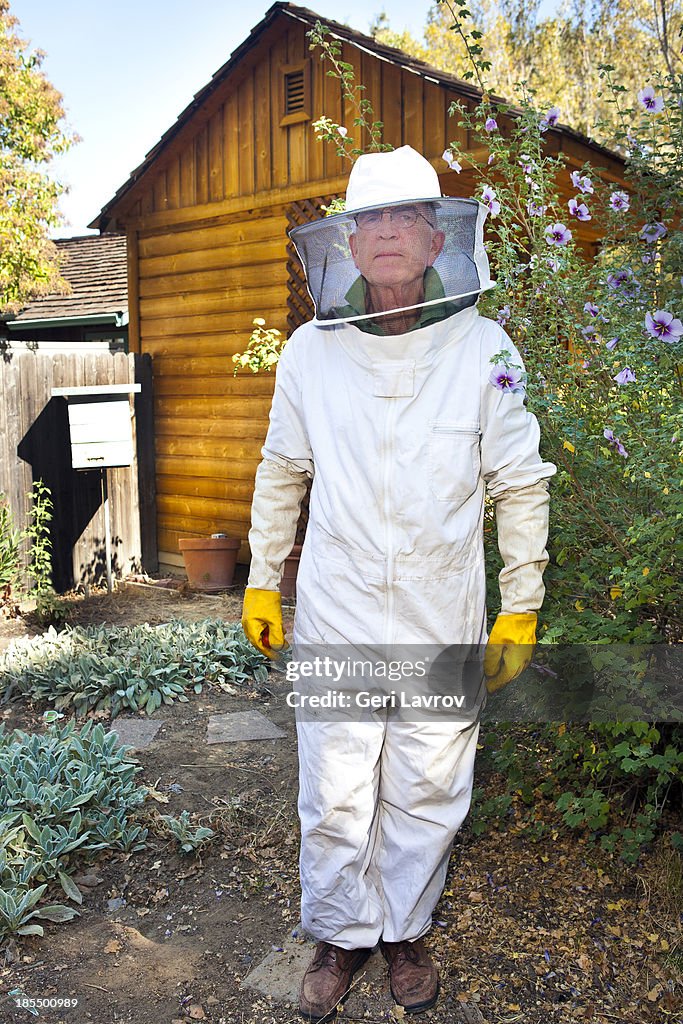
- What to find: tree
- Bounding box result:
[372,0,683,141]
[0,0,75,313]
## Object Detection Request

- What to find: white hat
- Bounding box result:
[289,146,495,330]
[345,146,442,212]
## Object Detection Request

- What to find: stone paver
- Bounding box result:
[109,718,164,750]
[206,709,285,744]
[241,927,386,1005]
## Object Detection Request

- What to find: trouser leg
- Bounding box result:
[376,717,480,942]
[296,715,387,949]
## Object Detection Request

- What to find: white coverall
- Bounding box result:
[248,303,555,948]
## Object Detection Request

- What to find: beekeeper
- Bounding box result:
[242,146,555,1021]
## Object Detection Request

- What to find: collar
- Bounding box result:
[339,268,471,335]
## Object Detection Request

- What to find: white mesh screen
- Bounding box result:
[289,197,494,328]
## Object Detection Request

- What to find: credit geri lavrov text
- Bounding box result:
[285,689,468,710]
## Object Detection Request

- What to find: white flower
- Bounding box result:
[442,149,462,173]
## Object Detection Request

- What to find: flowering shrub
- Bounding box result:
[439,4,682,644]
[232,318,286,375]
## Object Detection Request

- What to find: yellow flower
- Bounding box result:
[642,567,650,576]
[253,317,266,326]
[610,586,622,600]
[563,441,575,453]
[574,599,585,611]
[644,471,651,478]
[663,487,670,494]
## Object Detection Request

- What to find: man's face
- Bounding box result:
[349,204,445,292]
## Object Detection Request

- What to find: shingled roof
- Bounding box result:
[7,233,127,326]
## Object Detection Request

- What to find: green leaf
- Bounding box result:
[57,870,83,904]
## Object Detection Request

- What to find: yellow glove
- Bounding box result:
[242,588,285,659]
[483,612,537,693]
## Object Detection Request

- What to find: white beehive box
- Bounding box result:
[51,384,141,470]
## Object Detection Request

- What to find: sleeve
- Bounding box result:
[480,324,556,614]
[246,335,314,590]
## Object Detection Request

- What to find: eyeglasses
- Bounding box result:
[354,206,436,231]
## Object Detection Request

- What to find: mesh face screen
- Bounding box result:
[289,197,494,327]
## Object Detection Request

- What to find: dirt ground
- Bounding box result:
[0,584,681,1024]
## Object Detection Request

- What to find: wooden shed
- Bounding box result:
[92,1,627,574]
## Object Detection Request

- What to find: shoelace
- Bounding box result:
[312,943,340,971]
[391,942,421,966]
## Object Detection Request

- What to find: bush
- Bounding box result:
[0,618,270,717]
[472,722,682,862]
[0,715,148,944]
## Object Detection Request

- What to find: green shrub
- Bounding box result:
[0,493,21,612]
[0,715,148,944]
[0,618,270,717]
[472,723,682,862]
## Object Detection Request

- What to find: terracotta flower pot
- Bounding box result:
[280,543,302,599]
[178,536,240,591]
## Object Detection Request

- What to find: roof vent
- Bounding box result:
[280,60,311,126]
[285,69,305,115]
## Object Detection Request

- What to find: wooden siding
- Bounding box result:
[134,202,292,566]
[105,10,628,569]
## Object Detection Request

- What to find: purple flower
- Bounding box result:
[442,149,462,173]
[581,326,600,343]
[606,268,638,295]
[570,171,593,194]
[640,222,667,243]
[540,106,561,131]
[527,199,547,217]
[606,337,619,350]
[637,86,664,113]
[584,302,600,317]
[568,198,591,221]
[485,116,498,131]
[545,257,560,273]
[489,364,524,393]
[496,304,511,326]
[545,222,572,246]
[604,428,629,458]
[645,309,683,342]
[481,185,501,216]
[519,155,536,174]
[487,153,495,165]
[642,251,656,265]
[614,366,636,385]
[609,191,630,212]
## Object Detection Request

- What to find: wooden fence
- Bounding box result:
[0,346,156,593]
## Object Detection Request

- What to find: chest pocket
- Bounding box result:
[428,421,481,503]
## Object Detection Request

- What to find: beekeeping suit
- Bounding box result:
[242,147,555,951]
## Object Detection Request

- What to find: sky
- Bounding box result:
[9,0,558,237]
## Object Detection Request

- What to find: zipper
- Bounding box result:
[382,401,398,645]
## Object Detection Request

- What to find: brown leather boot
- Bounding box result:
[299,941,372,1022]
[380,938,440,1013]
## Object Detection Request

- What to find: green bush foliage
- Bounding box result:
[439,7,682,642]
[472,723,682,863]
[0,493,20,608]
[0,715,148,944]
[0,618,270,717]
[0,481,68,623]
